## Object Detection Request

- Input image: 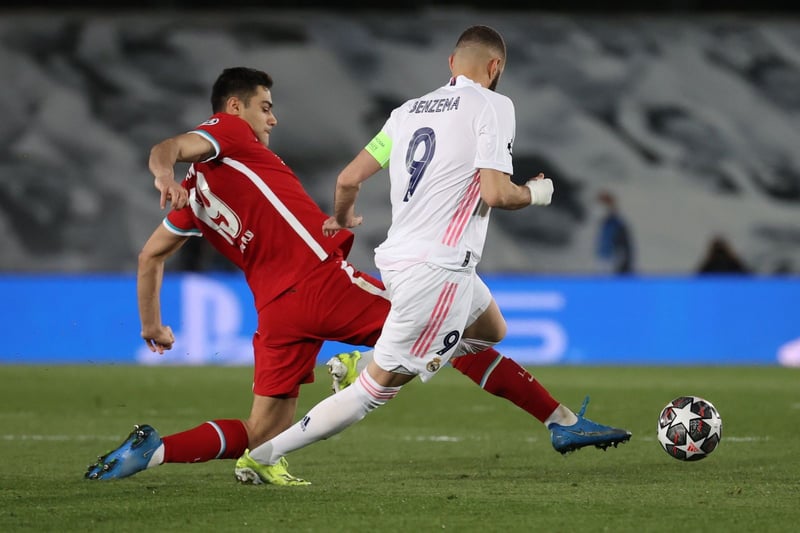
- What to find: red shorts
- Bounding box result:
[252,253,390,397]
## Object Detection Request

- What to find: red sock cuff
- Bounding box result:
[162,419,249,463]
[452,348,559,423]
[212,419,250,459]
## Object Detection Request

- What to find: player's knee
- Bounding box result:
[463,306,507,344]
[487,314,508,342]
[485,322,507,344]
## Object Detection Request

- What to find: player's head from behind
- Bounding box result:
[211,67,278,147]
[450,25,507,91]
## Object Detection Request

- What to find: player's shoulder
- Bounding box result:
[475,89,515,127]
[474,85,514,111]
[193,112,249,133]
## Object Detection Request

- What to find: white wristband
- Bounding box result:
[526,178,554,206]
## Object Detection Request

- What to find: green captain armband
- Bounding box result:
[365,131,392,168]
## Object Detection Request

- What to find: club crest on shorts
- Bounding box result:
[426,357,442,373]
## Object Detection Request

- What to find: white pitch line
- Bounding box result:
[639,435,768,442]
[396,434,770,444]
[2,434,122,442]
[2,434,770,444]
[402,435,464,442]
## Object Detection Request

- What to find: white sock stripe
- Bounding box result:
[206,421,226,459]
[479,354,504,388]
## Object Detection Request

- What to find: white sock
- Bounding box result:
[543,404,578,428]
[146,443,165,468]
[249,370,401,465]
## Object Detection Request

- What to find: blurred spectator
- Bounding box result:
[595,190,635,274]
[772,258,794,275]
[697,235,750,274]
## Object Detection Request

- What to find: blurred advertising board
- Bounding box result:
[1,274,797,366]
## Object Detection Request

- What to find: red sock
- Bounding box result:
[162,419,249,463]
[450,348,559,423]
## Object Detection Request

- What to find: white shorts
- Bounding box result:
[373,263,492,382]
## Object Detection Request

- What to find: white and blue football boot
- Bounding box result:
[549,396,632,454]
[85,424,162,480]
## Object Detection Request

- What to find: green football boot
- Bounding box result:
[326,350,362,393]
[234,450,310,486]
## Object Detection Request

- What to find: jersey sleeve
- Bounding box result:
[163,207,202,237]
[474,96,515,176]
[188,114,254,163]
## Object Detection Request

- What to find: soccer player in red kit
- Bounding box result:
[85,67,627,485]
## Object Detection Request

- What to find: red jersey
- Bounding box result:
[164,113,353,310]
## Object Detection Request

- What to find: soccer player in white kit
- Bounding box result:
[342,43,549,384]
[246,26,630,473]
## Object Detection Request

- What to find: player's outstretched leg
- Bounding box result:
[326,350,364,392]
[234,449,310,486]
[85,424,162,480]
[548,396,631,454]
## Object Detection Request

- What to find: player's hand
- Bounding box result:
[322,215,363,237]
[141,325,176,355]
[525,173,554,206]
[154,172,188,210]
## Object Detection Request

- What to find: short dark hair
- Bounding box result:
[210,67,274,113]
[455,25,506,60]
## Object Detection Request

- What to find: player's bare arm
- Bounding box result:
[137,224,188,354]
[480,169,553,210]
[323,149,382,236]
[148,133,216,210]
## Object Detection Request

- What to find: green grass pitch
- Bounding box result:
[0,365,798,532]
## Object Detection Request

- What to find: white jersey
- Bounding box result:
[371,75,515,271]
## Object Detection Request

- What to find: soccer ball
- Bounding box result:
[657,396,722,461]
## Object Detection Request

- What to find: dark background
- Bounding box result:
[2,5,799,274]
[6,0,800,12]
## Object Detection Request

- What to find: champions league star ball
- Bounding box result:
[657,396,722,461]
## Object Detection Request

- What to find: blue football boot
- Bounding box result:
[85,424,162,480]
[549,397,631,454]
